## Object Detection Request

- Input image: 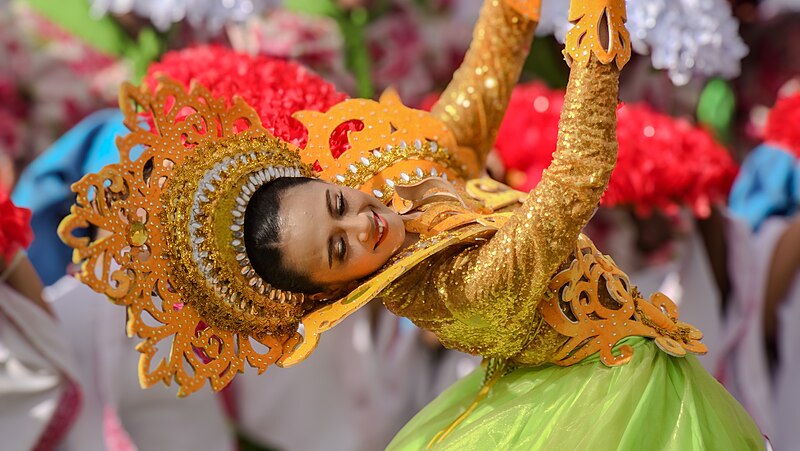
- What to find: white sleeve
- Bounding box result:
[0,282,78,450]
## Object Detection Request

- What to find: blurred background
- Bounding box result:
[1,0,800,450]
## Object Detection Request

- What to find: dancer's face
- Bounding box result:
[277,181,407,289]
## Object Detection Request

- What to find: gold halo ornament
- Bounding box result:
[58,77,480,396]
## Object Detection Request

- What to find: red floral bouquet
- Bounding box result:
[494,83,564,191]
[494,82,738,218]
[764,92,800,158]
[144,46,348,149]
[0,187,33,264]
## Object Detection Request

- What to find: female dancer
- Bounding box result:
[60,0,763,448]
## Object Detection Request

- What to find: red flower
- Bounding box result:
[145,46,347,149]
[765,92,800,158]
[0,187,33,263]
[493,82,738,218]
[494,83,564,191]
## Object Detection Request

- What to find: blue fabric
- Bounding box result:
[12,109,127,285]
[729,144,800,231]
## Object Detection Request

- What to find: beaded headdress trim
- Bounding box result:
[58,77,478,395]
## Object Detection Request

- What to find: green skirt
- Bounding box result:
[388,338,764,450]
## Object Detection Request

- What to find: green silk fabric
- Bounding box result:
[388,338,764,450]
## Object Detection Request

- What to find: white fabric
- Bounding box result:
[717,211,777,437]
[236,305,438,451]
[45,276,235,451]
[89,0,279,32]
[723,215,800,450]
[774,240,800,450]
[0,282,77,451]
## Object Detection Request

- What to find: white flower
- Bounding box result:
[535,0,748,85]
[89,0,280,32]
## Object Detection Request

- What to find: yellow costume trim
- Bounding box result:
[56,0,640,397]
[564,0,631,69]
[279,222,507,368]
[57,0,535,393]
[296,88,479,190]
[539,235,707,367]
[58,76,490,395]
[59,81,301,396]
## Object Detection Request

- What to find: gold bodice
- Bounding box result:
[383,54,704,367]
[382,226,706,368]
[383,55,621,362]
[57,0,701,399]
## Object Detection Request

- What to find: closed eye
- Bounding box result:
[325,190,348,268]
[337,237,347,262]
[337,192,346,216]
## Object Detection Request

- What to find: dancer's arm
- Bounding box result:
[430,0,539,169]
[1,252,52,316]
[390,1,629,359]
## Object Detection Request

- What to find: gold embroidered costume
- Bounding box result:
[60,0,701,396]
[58,1,767,448]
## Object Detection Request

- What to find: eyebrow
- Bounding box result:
[326,189,333,268]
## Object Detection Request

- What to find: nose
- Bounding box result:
[341,210,372,245]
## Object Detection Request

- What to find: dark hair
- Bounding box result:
[243,176,324,294]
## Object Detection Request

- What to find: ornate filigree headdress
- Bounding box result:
[57,77,486,395]
[59,0,542,396]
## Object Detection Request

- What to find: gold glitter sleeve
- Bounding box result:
[386,47,623,360]
[430,0,539,168]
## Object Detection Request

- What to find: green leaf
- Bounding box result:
[284,0,340,17]
[697,78,736,144]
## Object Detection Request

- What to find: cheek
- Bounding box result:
[388,216,406,246]
[348,247,387,277]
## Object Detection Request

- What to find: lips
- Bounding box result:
[372,210,388,250]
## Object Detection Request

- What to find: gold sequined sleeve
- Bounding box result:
[430,0,539,168]
[386,2,630,359]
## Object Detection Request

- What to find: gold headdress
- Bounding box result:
[58,0,539,396]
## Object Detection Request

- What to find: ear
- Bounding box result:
[308,280,361,302]
[308,291,332,301]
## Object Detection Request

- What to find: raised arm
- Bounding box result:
[389,0,631,359]
[430,0,540,168]
[504,0,631,284]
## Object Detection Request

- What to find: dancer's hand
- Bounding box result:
[1,251,52,316]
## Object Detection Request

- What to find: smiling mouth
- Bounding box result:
[373,210,388,250]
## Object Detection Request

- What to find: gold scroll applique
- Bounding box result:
[538,235,707,367]
[58,78,300,396]
[564,0,631,69]
[294,88,480,192]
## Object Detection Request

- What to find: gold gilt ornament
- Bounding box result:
[296,88,478,191]
[57,76,491,396]
[538,235,707,367]
[564,0,631,69]
[58,80,289,396]
[58,0,546,396]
